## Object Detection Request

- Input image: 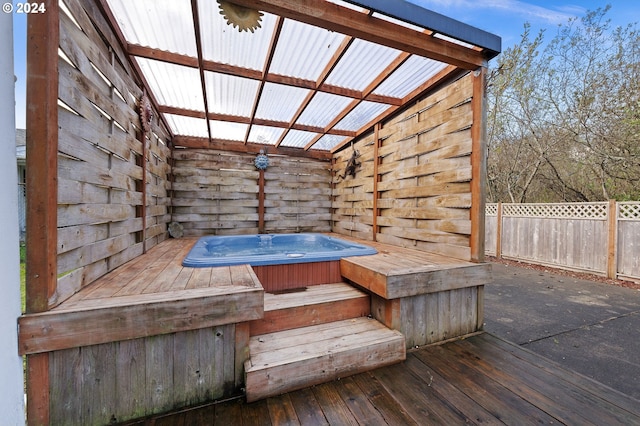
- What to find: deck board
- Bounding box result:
[334,233,492,299]
[120,332,640,426]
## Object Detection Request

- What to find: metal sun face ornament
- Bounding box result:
[217,1,264,33]
[254,150,269,170]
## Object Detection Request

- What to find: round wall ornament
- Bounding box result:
[139,93,153,133]
[217,1,263,33]
[254,150,269,170]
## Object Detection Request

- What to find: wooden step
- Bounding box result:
[249,282,370,335]
[244,317,406,402]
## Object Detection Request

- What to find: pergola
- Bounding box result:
[99,0,500,158]
[22,1,502,424]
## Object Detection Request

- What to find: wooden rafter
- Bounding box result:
[243,16,285,145]
[330,64,461,153]
[227,0,486,69]
[276,33,356,148]
[190,0,212,141]
[308,50,412,151]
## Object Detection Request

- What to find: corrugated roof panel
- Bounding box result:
[136,58,204,111]
[205,71,260,117]
[324,39,401,91]
[248,125,283,145]
[372,11,424,32]
[373,57,448,98]
[326,0,366,12]
[279,130,318,148]
[164,114,208,137]
[255,83,310,121]
[106,0,196,56]
[269,19,346,81]
[310,134,348,151]
[435,33,475,49]
[334,101,389,131]
[209,120,248,141]
[197,0,277,70]
[297,92,354,128]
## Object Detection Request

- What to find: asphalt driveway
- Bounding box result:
[483,260,640,401]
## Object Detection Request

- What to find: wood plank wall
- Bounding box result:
[48,324,242,425]
[172,150,332,236]
[55,0,172,306]
[332,74,475,261]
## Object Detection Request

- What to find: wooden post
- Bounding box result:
[372,123,382,241]
[496,202,503,258]
[607,199,617,279]
[258,169,265,233]
[470,67,488,262]
[25,1,59,423]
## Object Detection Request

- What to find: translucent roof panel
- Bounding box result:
[137,58,204,112]
[334,101,389,131]
[325,0,366,12]
[310,134,349,151]
[248,125,284,145]
[269,19,346,81]
[255,83,310,122]
[324,40,401,91]
[205,72,260,117]
[164,114,208,137]
[106,0,196,56]
[373,57,448,98]
[209,120,248,141]
[279,130,318,148]
[197,0,277,70]
[297,92,355,128]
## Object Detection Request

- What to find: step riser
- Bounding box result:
[245,317,406,402]
[245,339,405,402]
[249,297,370,335]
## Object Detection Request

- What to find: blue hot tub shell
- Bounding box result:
[182,233,377,267]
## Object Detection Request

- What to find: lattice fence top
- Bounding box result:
[485,203,498,216]
[502,203,609,219]
[619,202,640,220]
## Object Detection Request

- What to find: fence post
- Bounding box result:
[607,199,617,279]
[495,202,502,258]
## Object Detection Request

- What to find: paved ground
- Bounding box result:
[483,260,640,401]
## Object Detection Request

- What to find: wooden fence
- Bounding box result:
[485,202,640,282]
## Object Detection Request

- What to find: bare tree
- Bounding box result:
[487,6,640,202]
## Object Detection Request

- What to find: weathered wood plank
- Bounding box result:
[18,286,263,355]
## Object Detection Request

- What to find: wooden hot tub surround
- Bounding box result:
[18,235,490,422]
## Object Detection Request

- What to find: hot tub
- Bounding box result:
[182,233,377,267]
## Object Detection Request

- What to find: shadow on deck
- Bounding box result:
[121,332,640,425]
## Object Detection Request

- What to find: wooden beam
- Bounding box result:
[258,170,266,233]
[190,0,213,141]
[331,65,461,153]
[244,16,284,144]
[372,123,382,241]
[227,0,486,69]
[470,67,487,262]
[158,105,356,136]
[173,136,333,161]
[25,2,59,424]
[26,1,59,312]
[129,44,403,105]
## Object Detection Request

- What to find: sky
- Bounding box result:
[10,0,640,130]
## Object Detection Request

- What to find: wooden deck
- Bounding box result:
[121,332,640,425]
[18,237,264,355]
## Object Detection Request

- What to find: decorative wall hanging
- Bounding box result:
[254,149,269,170]
[168,222,184,239]
[217,0,263,33]
[339,147,361,179]
[138,93,153,133]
